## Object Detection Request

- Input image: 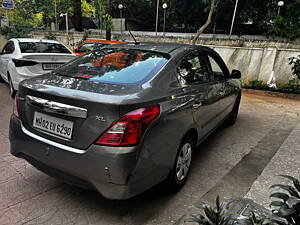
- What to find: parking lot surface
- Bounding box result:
[1,82,300,225]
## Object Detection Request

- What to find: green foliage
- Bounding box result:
[244,79,300,94]
[184,196,272,225]
[289,55,300,80]
[262,0,300,40]
[0,26,30,39]
[246,80,271,90]
[270,175,300,225]
[280,79,300,93]
[184,196,235,225]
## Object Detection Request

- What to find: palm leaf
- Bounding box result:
[270,201,287,207]
[270,193,290,202]
[270,184,300,198]
[278,205,296,217]
[279,175,300,194]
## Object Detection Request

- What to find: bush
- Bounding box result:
[183,196,272,225]
[0,26,30,39]
[270,175,300,225]
[289,55,300,80]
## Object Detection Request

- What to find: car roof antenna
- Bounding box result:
[128,30,139,45]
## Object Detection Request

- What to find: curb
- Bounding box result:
[242,88,300,100]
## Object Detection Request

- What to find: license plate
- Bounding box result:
[33,112,73,139]
[42,63,63,70]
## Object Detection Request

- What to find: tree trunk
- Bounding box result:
[73,0,83,32]
[192,0,216,45]
[105,0,111,40]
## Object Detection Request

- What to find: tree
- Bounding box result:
[262,0,300,40]
[192,0,216,44]
[72,0,83,31]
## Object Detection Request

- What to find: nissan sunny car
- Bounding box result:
[9,42,241,200]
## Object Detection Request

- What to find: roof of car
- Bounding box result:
[107,42,212,54]
[11,38,61,44]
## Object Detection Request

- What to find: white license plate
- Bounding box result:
[42,63,63,70]
[33,112,73,139]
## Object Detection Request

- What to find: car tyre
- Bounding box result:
[225,94,241,126]
[8,74,16,99]
[166,136,193,190]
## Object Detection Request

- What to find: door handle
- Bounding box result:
[193,102,202,109]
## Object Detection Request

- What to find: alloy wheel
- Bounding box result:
[176,142,192,181]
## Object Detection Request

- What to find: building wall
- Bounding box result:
[1,32,299,85]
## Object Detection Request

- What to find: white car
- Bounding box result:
[0,38,76,97]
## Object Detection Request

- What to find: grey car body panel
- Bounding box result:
[10,42,241,199]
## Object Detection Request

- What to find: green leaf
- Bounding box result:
[271,218,288,225]
[270,184,300,198]
[270,201,286,207]
[279,175,300,194]
[270,193,290,202]
[286,196,300,208]
[278,205,296,217]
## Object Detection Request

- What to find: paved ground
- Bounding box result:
[1,82,300,225]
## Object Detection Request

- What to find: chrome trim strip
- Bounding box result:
[21,124,86,154]
[26,95,88,119]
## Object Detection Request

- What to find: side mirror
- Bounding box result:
[231,69,241,79]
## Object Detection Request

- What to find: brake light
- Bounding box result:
[13,95,20,118]
[12,59,38,67]
[95,105,160,146]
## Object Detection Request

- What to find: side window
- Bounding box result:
[177,54,210,86]
[208,55,226,80]
[1,42,15,54]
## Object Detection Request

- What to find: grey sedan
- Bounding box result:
[9,42,241,200]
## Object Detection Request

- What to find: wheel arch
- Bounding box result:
[182,128,198,148]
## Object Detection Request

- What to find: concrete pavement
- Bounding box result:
[1,82,300,225]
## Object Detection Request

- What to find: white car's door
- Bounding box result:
[0,41,15,81]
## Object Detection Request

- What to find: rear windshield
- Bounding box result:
[78,43,110,52]
[54,49,170,84]
[19,42,72,54]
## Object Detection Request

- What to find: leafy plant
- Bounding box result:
[0,26,30,39]
[246,80,271,90]
[244,212,273,225]
[184,196,235,225]
[289,56,300,80]
[270,175,300,225]
[280,80,300,94]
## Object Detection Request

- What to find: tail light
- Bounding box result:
[12,59,38,67]
[13,95,20,118]
[95,105,160,146]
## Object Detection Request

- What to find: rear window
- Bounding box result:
[78,43,110,52]
[19,42,72,54]
[54,49,170,84]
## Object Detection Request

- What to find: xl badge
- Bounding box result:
[96,116,106,122]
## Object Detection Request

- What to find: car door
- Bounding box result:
[207,53,236,125]
[0,41,15,81]
[176,52,216,140]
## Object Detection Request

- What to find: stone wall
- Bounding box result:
[1,31,299,85]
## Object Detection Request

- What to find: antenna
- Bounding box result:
[128,30,139,45]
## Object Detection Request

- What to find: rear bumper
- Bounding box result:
[9,115,158,200]
[10,67,44,90]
